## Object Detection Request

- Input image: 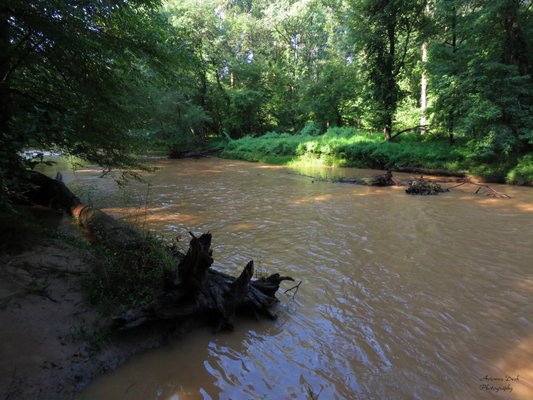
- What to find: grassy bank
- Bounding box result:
[220,127,533,185]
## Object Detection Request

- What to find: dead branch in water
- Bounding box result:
[284,280,303,299]
[445,179,512,198]
[289,169,511,198]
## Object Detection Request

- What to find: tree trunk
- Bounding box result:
[383,8,396,142]
[420,41,428,134]
[24,171,141,247]
[0,8,11,138]
[447,6,457,146]
[384,124,392,141]
[502,1,529,75]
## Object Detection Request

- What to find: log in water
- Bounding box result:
[48,158,533,400]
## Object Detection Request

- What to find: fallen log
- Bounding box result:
[292,170,510,197]
[21,171,294,331]
[168,147,223,159]
[24,171,140,247]
[336,171,398,186]
[113,232,294,331]
[395,167,466,178]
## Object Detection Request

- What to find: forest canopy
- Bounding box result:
[1,0,532,206]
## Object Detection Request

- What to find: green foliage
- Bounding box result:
[428,0,533,154]
[506,154,533,186]
[222,127,465,172]
[225,88,266,136]
[2,0,532,192]
[86,233,175,314]
[300,122,323,136]
[0,0,187,207]
[346,0,428,137]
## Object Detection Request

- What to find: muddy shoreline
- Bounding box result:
[0,235,195,400]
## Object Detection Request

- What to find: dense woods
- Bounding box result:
[1,0,532,208]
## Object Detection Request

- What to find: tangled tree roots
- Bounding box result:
[405,178,448,195]
[113,232,294,332]
[360,170,396,186]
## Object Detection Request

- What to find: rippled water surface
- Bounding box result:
[69,158,533,400]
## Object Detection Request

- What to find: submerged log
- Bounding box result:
[395,167,466,178]
[336,170,397,186]
[113,232,294,331]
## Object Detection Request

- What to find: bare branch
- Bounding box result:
[284,280,302,299]
[389,125,429,140]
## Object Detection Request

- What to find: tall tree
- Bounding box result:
[0,0,178,206]
[429,0,533,157]
[348,0,428,140]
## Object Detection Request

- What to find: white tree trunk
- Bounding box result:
[420,41,428,134]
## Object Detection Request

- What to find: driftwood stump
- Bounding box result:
[405,178,448,195]
[360,170,396,186]
[114,232,294,331]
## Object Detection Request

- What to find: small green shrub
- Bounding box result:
[85,233,175,314]
[300,122,322,136]
[219,128,532,183]
[506,154,533,185]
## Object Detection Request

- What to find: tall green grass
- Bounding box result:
[221,127,533,184]
[221,127,464,171]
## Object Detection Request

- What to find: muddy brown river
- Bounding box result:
[57,158,533,400]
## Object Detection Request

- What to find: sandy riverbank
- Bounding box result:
[0,217,185,399]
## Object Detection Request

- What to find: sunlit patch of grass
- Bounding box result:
[220,128,530,185]
[222,127,463,170]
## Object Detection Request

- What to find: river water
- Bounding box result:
[64,158,533,400]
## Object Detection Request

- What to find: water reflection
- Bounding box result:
[65,158,533,400]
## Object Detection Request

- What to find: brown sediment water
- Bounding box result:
[61,158,532,400]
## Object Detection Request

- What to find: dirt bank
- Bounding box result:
[0,234,185,400]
